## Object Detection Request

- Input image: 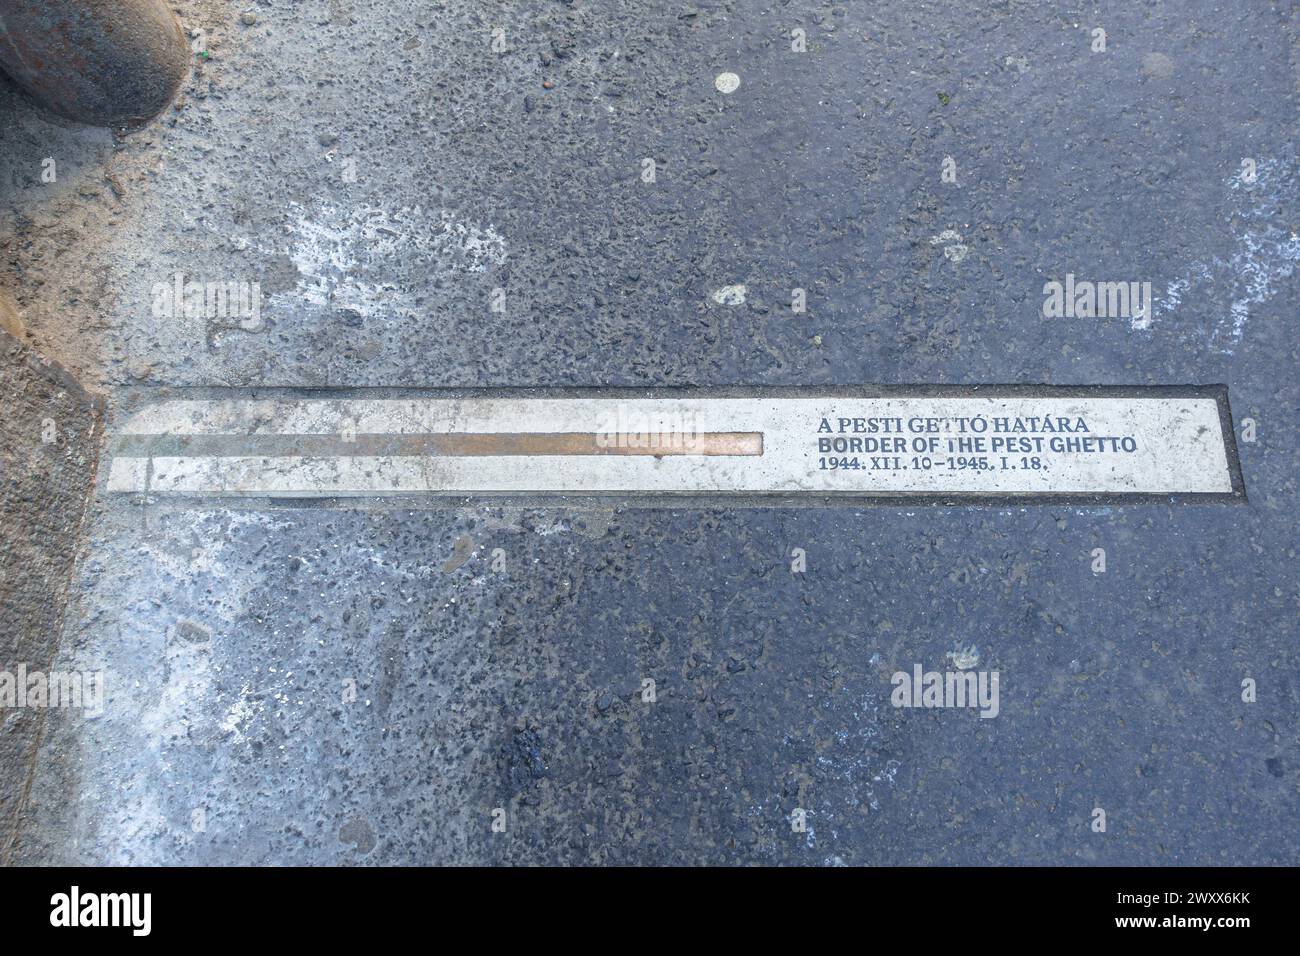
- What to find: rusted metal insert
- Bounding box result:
[113,432,766,458]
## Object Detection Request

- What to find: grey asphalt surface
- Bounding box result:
[1,0,1297,864]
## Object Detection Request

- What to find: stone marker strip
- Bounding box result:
[105,387,1244,503]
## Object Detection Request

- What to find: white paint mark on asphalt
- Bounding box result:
[1129,302,1151,331]
[1157,159,1299,350]
[711,284,747,305]
[270,202,506,321]
[219,685,262,744]
[930,229,969,262]
[947,644,981,669]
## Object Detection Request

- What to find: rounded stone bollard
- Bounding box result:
[0,0,189,127]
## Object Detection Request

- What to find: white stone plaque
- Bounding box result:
[105,388,1243,502]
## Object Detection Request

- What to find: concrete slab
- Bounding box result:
[101,388,1242,499]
